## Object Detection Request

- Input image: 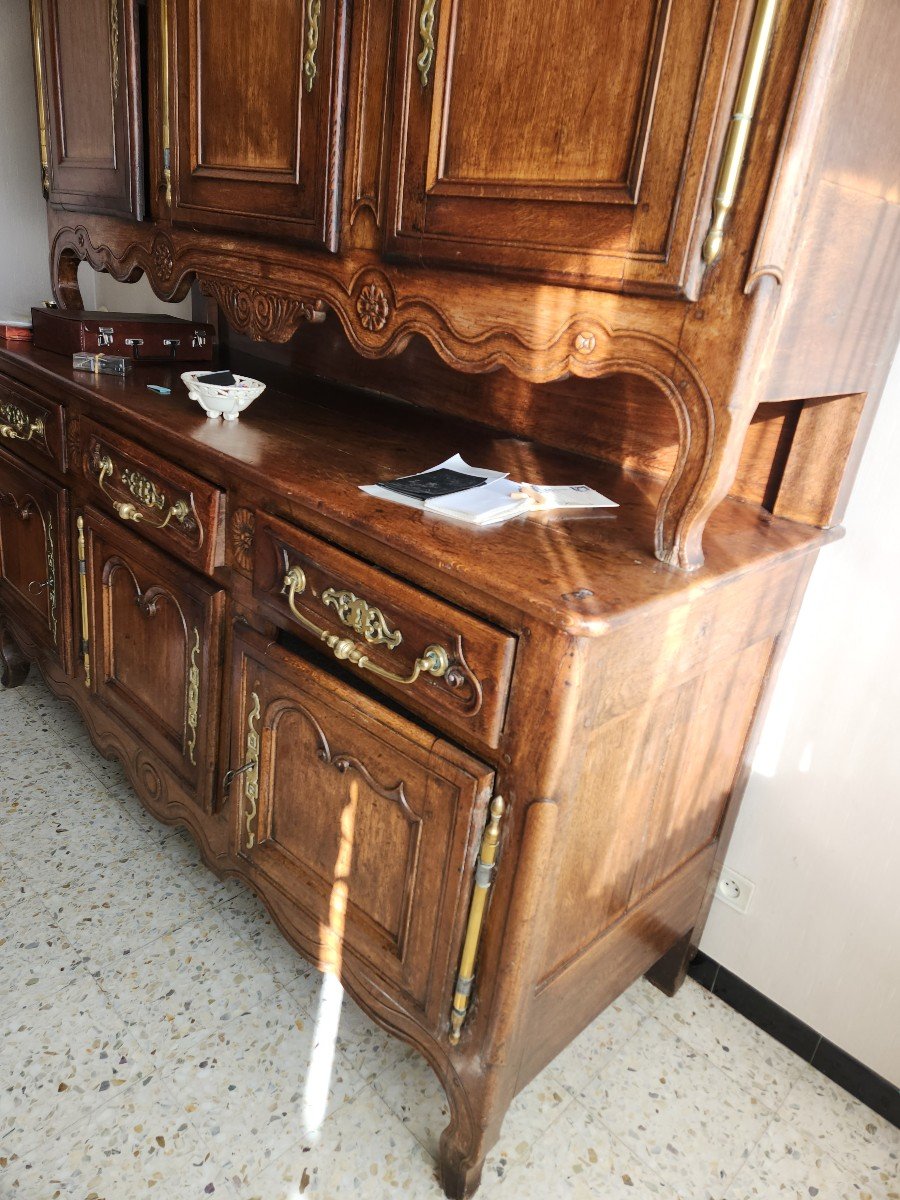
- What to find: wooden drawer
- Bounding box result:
[81,419,224,575]
[229,627,495,1018]
[0,374,66,473]
[253,513,516,751]
[0,448,72,670]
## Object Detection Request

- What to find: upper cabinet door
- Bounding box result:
[387,0,739,297]
[170,0,348,248]
[36,0,144,218]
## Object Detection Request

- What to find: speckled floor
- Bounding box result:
[1,672,897,1200]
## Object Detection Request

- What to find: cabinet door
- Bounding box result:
[170,0,348,248]
[83,510,224,809]
[387,0,738,296]
[0,450,71,670]
[36,0,144,218]
[230,629,494,1017]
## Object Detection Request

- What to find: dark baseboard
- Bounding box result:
[687,952,899,1130]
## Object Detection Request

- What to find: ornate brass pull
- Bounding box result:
[449,796,504,1044]
[95,454,190,531]
[417,0,437,88]
[702,0,779,265]
[303,0,321,92]
[242,692,261,848]
[76,515,91,688]
[185,627,200,767]
[282,566,450,686]
[0,402,45,445]
[321,587,403,649]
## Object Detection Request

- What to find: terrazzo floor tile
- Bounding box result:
[580,1014,775,1199]
[780,1061,900,1182]
[549,989,648,1096]
[0,976,153,1158]
[624,975,669,1017]
[656,976,803,1108]
[104,778,183,844]
[0,1071,230,1199]
[0,896,87,1008]
[230,1085,439,1200]
[12,783,151,873]
[0,847,24,913]
[218,887,320,1003]
[38,846,214,964]
[88,910,283,1056]
[491,1098,677,1199]
[164,993,369,1187]
[723,1116,900,1200]
[161,824,250,906]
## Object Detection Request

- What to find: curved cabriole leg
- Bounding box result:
[0,626,30,689]
[436,1061,514,1200]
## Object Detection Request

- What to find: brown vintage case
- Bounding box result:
[31,309,215,363]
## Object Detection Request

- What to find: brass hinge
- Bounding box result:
[76,515,91,688]
[160,0,172,206]
[449,795,504,1045]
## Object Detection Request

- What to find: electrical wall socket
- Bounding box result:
[715,865,755,914]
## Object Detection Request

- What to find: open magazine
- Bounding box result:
[360,455,618,526]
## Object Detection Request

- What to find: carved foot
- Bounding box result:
[438,1128,488,1200]
[0,627,30,689]
[644,929,695,997]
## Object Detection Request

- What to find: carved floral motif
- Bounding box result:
[152,234,175,282]
[199,278,327,343]
[356,283,391,332]
[230,508,256,573]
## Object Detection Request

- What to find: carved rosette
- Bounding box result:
[199,277,327,343]
[152,233,175,283]
[230,507,256,574]
[356,282,391,332]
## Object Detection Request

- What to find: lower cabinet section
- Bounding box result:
[81,508,225,810]
[229,627,496,1022]
[0,448,71,670]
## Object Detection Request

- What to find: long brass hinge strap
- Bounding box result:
[76,515,91,688]
[28,0,50,197]
[702,0,780,266]
[449,795,504,1045]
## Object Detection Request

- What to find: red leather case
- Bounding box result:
[31,309,215,363]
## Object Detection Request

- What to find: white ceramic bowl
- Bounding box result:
[181,370,266,421]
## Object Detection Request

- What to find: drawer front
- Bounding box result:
[0,374,66,473]
[230,628,495,1017]
[82,420,223,574]
[0,448,71,669]
[82,509,225,810]
[253,513,516,751]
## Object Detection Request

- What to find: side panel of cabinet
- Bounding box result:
[36,0,144,217]
[83,509,224,809]
[0,449,72,671]
[229,630,494,1020]
[387,0,739,295]
[170,0,348,247]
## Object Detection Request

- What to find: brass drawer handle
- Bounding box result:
[0,401,45,446]
[95,453,190,531]
[282,565,450,686]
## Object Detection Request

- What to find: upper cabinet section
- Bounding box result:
[386,0,739,295]
[34,0,144,219]
[169,0,349,249]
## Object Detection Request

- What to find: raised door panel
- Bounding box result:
[387,0,738,295]
[37,0,143,217]
[83,510,224,809]
[171,0,348,247]
[0,450,71,670]
[230,630,494,1018]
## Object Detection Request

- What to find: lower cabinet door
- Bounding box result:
[83,509,225,809]
[230,628,496,1019]
[0,448,71,670]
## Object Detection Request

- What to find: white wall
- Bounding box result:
[78,263,191,319]
[0,0,52,317]
[702,349,900,1085]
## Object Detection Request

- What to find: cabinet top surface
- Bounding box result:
[0,343,828,634]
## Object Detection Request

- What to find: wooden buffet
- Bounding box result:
[2,0,898,1195]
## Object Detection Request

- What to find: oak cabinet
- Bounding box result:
[34,0,144,218]
[81,509,225,809]
[230,628,494,1017]
[386,0,739,294]
[0,449,70,670]
[170,0,349,248]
